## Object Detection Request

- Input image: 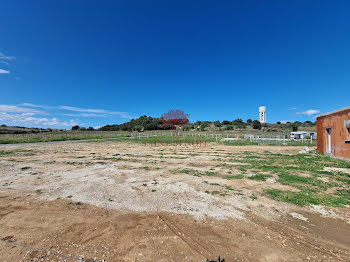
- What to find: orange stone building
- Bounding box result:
[316,106,350,160]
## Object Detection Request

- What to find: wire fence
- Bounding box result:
[221,135,315,146]
[0,130,316,146]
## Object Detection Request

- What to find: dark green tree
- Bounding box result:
[200,122,210,131]
[252,120,262,130]
[291,123,299,132]
[133,125,143,132]
[232,118,247,129]
[214,120,221,127]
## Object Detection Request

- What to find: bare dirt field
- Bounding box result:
[0,141,349,261]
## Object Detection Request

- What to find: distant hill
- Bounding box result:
[0,125,53,134]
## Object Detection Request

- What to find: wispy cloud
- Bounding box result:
[296,109,320,116]
[0,105,46,114]
[0,69,10,74]
[21,103,50,109]
[0,112,78,127]
[22,103,132,118]
[0,103,131,128]
[0,52,15,64]
[0,112,77,127]
[289,107,297,110]
[58,105,131,118]
[0,52,16,65]
[0,104,76,127]
[63,113,107,118]
[0,52,15,74]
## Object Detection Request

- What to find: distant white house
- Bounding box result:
[291,131,316,140]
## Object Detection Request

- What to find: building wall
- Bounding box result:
[316,108,350,160]
[259,106,266,123]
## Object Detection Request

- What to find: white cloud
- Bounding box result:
[0,69,10,74]
[59,106,107,114]
[296,109,320,116]
[20,103,131,118]
[289,107,297,110]
[0,112,77,127]
[58,105,131,118]
[63,113,106,117]
[0,52,15,73]
[0,105,46,114]
[0,52,15,63]
[21,103,50,109]
[0,103,131,128]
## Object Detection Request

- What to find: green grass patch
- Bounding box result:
[205,190,221,195]
[248,174,272,181]
[250,194,258,200]
[0,132,132,144]
[221,140,258,146]
[226,174,244,179]
[0,149,35,156]
[264,189,350,207]
[203,171,215,176]
[177,169,215,177]
[0,150,11,156]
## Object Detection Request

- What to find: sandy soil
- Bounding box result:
[0,141,349,261]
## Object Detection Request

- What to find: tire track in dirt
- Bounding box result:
[246,212,350,261]
[157,213,215,260]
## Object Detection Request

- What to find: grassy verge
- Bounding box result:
[219,139,315,146]
[264,189,350,207]
[0,133,216,145]
[0,133,132,144]
[213,150,350,207]
[132,135,216,145]
[220,140,258,146]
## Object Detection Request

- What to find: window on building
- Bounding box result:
[346,127,350,143]
[345,120,350,143]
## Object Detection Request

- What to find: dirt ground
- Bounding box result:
[0,141,349,261]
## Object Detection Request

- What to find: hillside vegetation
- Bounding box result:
[98,115,316,133]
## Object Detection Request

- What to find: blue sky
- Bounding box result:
[1,1,349,128]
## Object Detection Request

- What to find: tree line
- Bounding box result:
[71,116,315,132]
